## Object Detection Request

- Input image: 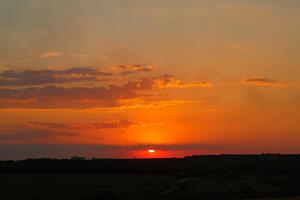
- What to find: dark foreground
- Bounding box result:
[1,154,300,200]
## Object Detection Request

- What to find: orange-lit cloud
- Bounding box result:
[241,77,287,87]
[29,120,143,130]
[0,58,32,64]
[0,143,227,159]
[0,67,111,86]
[0,72,209,109]
[114,64,154,75]
[40,51,61,58]
[0,126,78,142]
[114,99,200,110]
[153,75,214,89]
[0,65,158,87]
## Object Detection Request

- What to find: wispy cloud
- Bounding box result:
[0,64,213,109]
[40,51,62,58]
[0,143,226,159]
[0,58,32,64]
[88,120,142,129]
[29,120,143,130]
[0,74,209,109]
[0,65,157,87]
[153,74,214,89]
[0,126,77,142]
[241,77,287,87]
[114,64,154,75]
[0,67,111,86]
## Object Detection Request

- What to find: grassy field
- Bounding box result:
[1,155,300,199]
[0,174,299,200]
[0,174,175,200]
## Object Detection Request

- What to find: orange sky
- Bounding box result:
[0,1,300,159]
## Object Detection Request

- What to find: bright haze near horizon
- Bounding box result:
[0,0,300,160]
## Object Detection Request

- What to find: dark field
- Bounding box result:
[1,154,300,200]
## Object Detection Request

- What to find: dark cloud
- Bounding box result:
[0,75,211,109]
[115,64,154,75]
[28,122,71,129]
[152,74,213,88]
[89,120,141,129]
[0,127,77,142]
[40,51,61,58]
[29,120,142,129]
[0,67,112,86]
[0,143,225,160]
[241,77,287,87]
[0,64,156,87]
[0,84,142,108]
[130,144,222,151]
[0,77,138,109]
[243,77,276,83]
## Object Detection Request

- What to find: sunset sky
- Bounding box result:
[1,0,300,159]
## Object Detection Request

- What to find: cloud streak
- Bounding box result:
[0,126,77,142]
[0,65,158,87]
[114,64,154,75]
[241,77,287,87]
[40,51,62,58]
[29,120,143,130]
[153,74,214,89]
[0,75,210,109]
[0,143,225,160]
[0,67,112,87]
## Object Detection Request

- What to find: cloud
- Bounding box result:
[0,72,211,109]
[0,67,112,86]
[114,64,154,75]
[40,51,62,58]
[113,99,200,110]
[0,58,32,64]
[241,77,287,87]
[152,75,214,89]
[29,120,143,130]
[28,122,71,129]
[88,120,142,129]
[0,67,212,89]
[0,143,226,160]
[0,126,77,142]
[0,83,145,108]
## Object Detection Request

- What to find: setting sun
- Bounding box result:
[0,0,300,160]
[148,149,156,153]
[1,1,299,199]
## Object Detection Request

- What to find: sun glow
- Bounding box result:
[148,149,156,153]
